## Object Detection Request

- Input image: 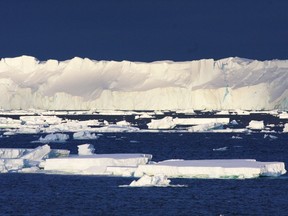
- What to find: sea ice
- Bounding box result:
[283,123,288,132]
[247,120,265,130]
[93,125,140,132]
[44,153,152,174]
[73,131,98,140]
[78,144,95,156]
[38,133,69,143]
[134,159,286,179]
[129,174,171,187]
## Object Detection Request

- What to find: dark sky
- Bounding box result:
[1,0,288,61]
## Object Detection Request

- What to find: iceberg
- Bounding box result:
[134,159,286,179]
[73,131,98,140]
[44,153,152,175]
[247,120,265,130]
[38,133,69,143]
[0,145,57,173]
[0,56,288,110]
[77,144,95,156]
[129,174,171,187]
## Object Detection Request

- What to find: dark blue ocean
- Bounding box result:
[0,132,288,215]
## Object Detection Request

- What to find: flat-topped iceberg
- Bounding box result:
[44,154,152,175]
[134,159,286,179]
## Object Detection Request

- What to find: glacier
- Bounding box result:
[0,55,288,110]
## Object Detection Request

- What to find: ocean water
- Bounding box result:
[0,132,288,215]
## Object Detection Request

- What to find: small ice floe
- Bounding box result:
[232,135,243,139]
[213,147,228,152]
[116,120,131,127]
[229,120,239,125]
[38,133,69,143]
[129,174,171,187]
[77,144,95,156]
[264,134,278,139]
[247,120,264,130]
[94,125,140,132]
[283,123,288,133]
[73,131,98,140]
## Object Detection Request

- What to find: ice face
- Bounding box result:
[0,56,288,110]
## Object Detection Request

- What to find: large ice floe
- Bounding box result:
[1,55,288,110]
[0,144,286,180]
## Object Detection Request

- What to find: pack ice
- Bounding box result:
[0,56,288,110]
[0,144,285,179]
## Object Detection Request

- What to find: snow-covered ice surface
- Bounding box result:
[134,159,286,179]
[1,56,288,110]
[44,153,152,175]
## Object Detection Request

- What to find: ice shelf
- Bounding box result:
[1,56,288,110]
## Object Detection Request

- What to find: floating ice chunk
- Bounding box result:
[247,120,264,130]
[0,159,24,173]
[21,144,51,166]
[0,148,28,158]
[213,147,228,151]
[147,117,175,129]
[174,117,230,126]
[188,123,223,132]
[44,154,152,174]
[229,120,239,125]
[134,159,286,179]
[0,148,69,159]
[129,174,171,187]
[38,133,69,143]
[78,144,95,156]
[264,134,278,139]
[20,115,63,125]
[232,135,243,139]
[73,131,98,140]
[283,123,288,133]
[116,120,131,126]
[135,113,154,119]
[94,125,140,132]
[175,109,195,115]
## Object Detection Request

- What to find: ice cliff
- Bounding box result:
[0,55,288,110]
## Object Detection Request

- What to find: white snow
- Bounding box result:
[134,159,286,179]
[0,56,288,110]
